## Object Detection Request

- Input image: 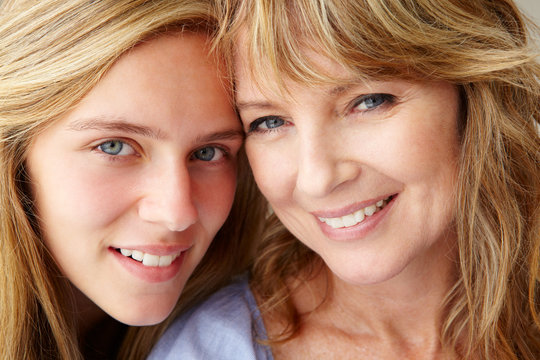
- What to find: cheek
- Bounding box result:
[32,162,135,233]
[405,91,460,181]
[409,128,459,192]
[370,105,459,186]
[246,143,294,204]
[194,167,238,232]
[379,112,460,236]
[389,132,457,181]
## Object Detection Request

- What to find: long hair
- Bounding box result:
[215,0,540,358]
[0,1,266,359]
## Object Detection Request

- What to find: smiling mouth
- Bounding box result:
[114,248,182,267]
[317,195,395,229]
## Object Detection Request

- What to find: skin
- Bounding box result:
[26,32,243,327]
[235,48,460,359]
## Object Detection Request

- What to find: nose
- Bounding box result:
[295,127,360,198]
[138,162,198,232]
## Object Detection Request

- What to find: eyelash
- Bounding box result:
[94,139,231,165]
[247,116,288,134]
[246,93,396,134]
[94,139,138,161]
[190,145,230,163]
[350,93,396,113]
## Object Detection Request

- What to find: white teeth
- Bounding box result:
[354,209,365,223]
[318,196,391,229]
[342,214,356,227]
[120,248,133,257]
[364,205,377,216]
[118,248,180,267]
[328,217,344,228]
[142,254,159,267]
[131,250,144,261]
[158,255,173,267]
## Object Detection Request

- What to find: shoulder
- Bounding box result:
[148,276,273,360]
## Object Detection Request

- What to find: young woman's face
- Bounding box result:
[235,51,460,286]
[26,33,242,325]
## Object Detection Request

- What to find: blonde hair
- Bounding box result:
[215,0,540,358]
[0,1,265,359]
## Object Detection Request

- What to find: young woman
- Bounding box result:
[0,1,264,359]
[151,0,539,359]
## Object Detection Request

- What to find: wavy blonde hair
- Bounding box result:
[0,1,265,359]
[215,0,540,358]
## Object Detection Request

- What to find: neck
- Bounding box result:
[72,286,108,339]
[71,286,126,358]
[292,234,459,347]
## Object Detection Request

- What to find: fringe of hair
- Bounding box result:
[215,0,540,358]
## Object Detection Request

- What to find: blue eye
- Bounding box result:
[353,94,395,111]
[98,140,134,156]
[193,146,225,162]
[248,116,285,133]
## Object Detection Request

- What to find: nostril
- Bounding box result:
[137,179,198,230]
[296,158,360,198]
[166,221,193,233]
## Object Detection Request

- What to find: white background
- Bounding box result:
[515,0,539,24]
[515,0,539,45]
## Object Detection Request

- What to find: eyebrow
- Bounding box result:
[328,84,354,96]
[68,117,165,140]
[68,116,244,142]
[236,84,359,111]
[235,100,276,111]
[196,129,244,142]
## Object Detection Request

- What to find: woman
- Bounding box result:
[0,1,264,359]
[151,0,539,359]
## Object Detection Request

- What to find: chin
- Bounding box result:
[331,259,409,286]
[106,298,178,326]
[112,309,172,326]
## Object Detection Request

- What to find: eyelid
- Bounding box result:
[190,144,232,162]
[248,116,274,132]
[349,93,396,114]
[93,138,141,159]
[247,115,288,134]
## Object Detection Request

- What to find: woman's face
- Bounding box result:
[26,33,242,325]
[235,51,460,286]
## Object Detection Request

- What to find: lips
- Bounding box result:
[110,245,190,283]
[317,195,394,229]
[115,248,182,267]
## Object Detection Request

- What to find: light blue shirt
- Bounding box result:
[148,276,273,360]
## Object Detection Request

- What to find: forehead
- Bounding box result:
[36,32,238,142]
[234,38,361,102]
[118,32,213,79]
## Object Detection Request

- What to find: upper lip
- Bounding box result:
[110,244,192,256]
[310,194,395,219]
